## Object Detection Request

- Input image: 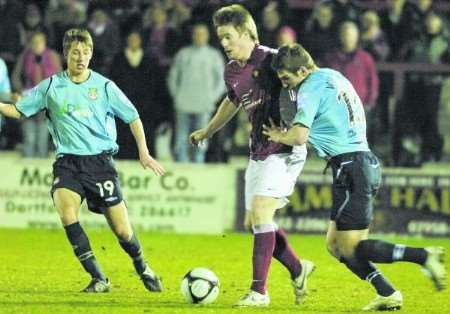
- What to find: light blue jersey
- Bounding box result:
[0,58,11,131]
[293,68,369,158]
[0,58,11,96]
[16,70,139,156]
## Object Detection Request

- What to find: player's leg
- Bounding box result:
[237,152,312,306]
[266,150,315,304]
[235,195,277,307]
[334,226,399,302]
[330,152,401,310]
[103,201,162,292]
[354,239,446,290]
[53,188,109,292]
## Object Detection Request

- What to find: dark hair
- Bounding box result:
[271,43,316,73]
[213,4,259,43]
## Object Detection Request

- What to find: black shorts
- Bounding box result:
[51,153,123,214]
[329,151,381,231]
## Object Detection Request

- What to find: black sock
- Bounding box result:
[64,222,106,280]
[119,233,146,274]
[341,257,396,297]
[356,239,427,265]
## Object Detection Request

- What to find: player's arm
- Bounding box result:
[189,96,239,145]
[262,119,309,146]
[129,118,165,176]
[0,102,22,119]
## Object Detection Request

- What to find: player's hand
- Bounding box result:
[262,118,283,143]
[11,93,21,104]
[139,152,166,176]
[189,128,208,147]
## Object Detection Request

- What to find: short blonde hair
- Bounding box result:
[62,28,93,56]
[213,4,259,43]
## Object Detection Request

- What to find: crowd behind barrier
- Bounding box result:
[0,0,449,167]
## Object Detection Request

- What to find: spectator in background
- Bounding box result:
[87,9,120,74]
[361,10,390,61]
[168,23,225,163]
[141,5,179,67]
[12,31,61,158]
[141,5,179,158]
[109,31,164,159]
[331,0,362,25]
[304,1,337,62]
[323,21,379,146]
[361,10,392,154]
[167,0,192,29]
[45,0,88,54]
[18,3,54,50]
[0,57,12,141]
[0,1,24,66]
[396,13,448,165]
[276,26,297,47]
[258,2,282,48]
[380,0,414,60]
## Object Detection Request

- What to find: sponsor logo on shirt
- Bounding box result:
[88,87,98,100]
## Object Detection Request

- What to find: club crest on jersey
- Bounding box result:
[252,69,260,78]
[88,88,98,100]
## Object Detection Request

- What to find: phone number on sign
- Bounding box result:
[139,205,191,217]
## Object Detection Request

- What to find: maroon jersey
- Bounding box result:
[225,45,292,160]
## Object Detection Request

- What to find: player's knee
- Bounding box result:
[251,197,276,225]
[354,240,372,261]
[114,227,133,242]
[336,242,358,259]
[58,209,78,226]
[252,210,273,225]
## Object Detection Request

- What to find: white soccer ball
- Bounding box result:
[180,267,220,304]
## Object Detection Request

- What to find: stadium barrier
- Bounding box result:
[0,156,237,234]
[236,168,450,237]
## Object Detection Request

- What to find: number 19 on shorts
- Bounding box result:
[96,180,115,197]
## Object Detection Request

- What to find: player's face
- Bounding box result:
[277,69,306,89]
[217,24,251,61]
[66,41,92,75]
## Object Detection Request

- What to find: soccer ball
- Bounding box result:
[180,267,220,304]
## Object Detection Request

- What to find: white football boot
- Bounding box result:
[362,290,403,311]
[422,246,447,291]
[234,290,270,307]
[292,259,316,305]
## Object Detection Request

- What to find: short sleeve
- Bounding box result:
[15,79,49,117]
[293,86,322,128]
[106,81,139,123]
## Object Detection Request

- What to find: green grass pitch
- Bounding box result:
[0,228,449,314]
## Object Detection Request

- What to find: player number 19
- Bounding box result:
[96,180,115,197]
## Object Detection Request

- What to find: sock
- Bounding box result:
[64,222,106,280]
[356,239,427,265]
[341,257,396,297]
[119,233,147,275]
[251,224,276,295]
[273,226,302,279]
